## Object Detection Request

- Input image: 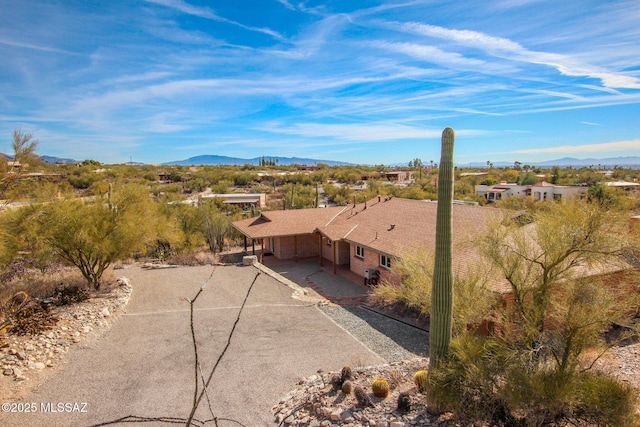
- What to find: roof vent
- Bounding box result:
[388,224,395,230]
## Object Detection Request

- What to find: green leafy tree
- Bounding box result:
[517,171,538,185]
[5,184,162,288]
[550,165,562,184]
[587,183,632,210]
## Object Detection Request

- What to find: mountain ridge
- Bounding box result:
[15,153,640,168]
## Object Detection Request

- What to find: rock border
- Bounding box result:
[0,277,132,401]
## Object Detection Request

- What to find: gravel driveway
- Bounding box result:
[2,264,426,427]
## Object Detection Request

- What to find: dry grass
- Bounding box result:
[0,264,117,343]
[165,250,217,266]
[0,265,91,303]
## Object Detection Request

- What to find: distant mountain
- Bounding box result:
[40,155,77,164]
[461,156,640,169]
[163,155,352,167]
[0,153,77,164]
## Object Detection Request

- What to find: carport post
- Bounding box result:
[332,241,337,274]
[260,239,264,262]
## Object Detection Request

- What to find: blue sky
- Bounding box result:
[1,0,639,165]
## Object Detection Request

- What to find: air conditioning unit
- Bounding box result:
[364,268,380,286]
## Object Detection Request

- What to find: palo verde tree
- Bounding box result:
[481,199,639,355]
[5,183,162,289]
[429,126,455,369]
[198,199,236,254]
[427,199,640,426]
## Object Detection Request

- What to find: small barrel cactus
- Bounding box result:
[413,370,429,392]
[341,380,353,394]
[330,373,342,390]
[397,392,411,413]
[340,365,353,384]
[354,385,373,407]
[371,378,390,398]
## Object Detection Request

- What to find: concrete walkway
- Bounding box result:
[263,259,372,306]
[3,264,384,427]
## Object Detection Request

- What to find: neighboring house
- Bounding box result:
[382,171,414,182]
[232,197,508,288]
[475,181,587,203]
[201,193,267,209]
[605,180,640,193]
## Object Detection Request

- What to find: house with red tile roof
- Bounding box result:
[232,196,510,291]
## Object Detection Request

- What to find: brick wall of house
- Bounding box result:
[297,233,319,258]
[321,238,350,265]
[349,245,396,284]
[274,234,319,259]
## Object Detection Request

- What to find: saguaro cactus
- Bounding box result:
[429,126,455,369]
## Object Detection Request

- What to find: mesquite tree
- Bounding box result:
[429,127,455,369]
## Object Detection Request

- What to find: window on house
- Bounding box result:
[380,254,391,269]
[326,239,332,246]
[355,245,364,258]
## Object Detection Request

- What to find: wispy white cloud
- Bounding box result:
[391,21,640,89]
[258,121,487,142]
[274,0,295,11]
[258,122,435,141]
[375,41,487,69]
[144,0,286,40]
[0,38,79,56]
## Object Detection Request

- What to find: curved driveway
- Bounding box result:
[3,264,384,426]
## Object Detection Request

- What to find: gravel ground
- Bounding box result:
[319,304,429,363]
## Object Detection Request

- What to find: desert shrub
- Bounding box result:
[370,249,495,334]
[429,333,639,427]
[503,368,638,426]
[147,239,176,262]
[9,300,58,335]
[165,250,217,266]
[427,333,514,425]
[0,265,88,303]
[574,373,638,426]
[386,368,405,390]
[52,285,89,306]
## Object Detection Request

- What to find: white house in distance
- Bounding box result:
[605,180,640,193]
[475,182,587,203]
[200,193,267,208]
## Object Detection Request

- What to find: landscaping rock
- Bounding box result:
[0,276,132,400]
